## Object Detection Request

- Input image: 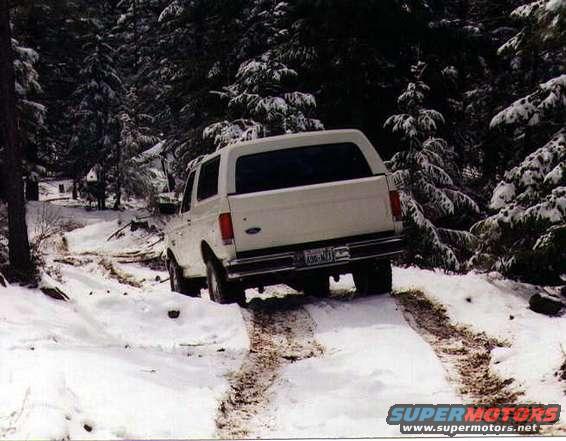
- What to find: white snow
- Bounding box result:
[3,200,566,437]
[511,0,546,19]
[254,280,459,437]
[490,181,516,209]
[64,218,154,256]
[0,280,248,439]
[547,0,566,10]
[490,94,540,127]
[1,207,248,439]
[393,266,566,427]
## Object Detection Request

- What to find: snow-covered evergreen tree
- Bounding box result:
[204,0,322,148]
[70,24,123,209]
[11,0,90,171]
[114,104,160,205]
[12,38,45,150]
[116,0,165,120]
[114,0,162,206]
[385,62,479,271]
[471,0,565,284]
[472,129,565,283]
[204,54,323,148]
[152,0,249,170]
[0,34,45,195]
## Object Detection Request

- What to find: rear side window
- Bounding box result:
[235,143,372,194]
[181,171,195,213]
[197,156,220,201]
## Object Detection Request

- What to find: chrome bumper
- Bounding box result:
[225,235,404,280]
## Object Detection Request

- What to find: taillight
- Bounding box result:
[219,213,234,245]
[389,190,402,221]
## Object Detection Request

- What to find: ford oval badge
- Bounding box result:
[245,227,262,235]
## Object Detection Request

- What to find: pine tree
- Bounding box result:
[114,0,162,206]
[115,0,165,121]
[204,54,323,148]
[385,62,479,271]
[11,0,86,171]
[12,38,45,156]
[70,22,123,209]
[471,0,565,284]
[204,0,323,148]
[153,0,248,168]
[0,1,33,279]
[114,103,160,205]
[0,11,46,174]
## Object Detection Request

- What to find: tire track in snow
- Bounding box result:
[394,289,522,404]
[216,301,323,438]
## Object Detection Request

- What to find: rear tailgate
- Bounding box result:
[228,176,394,253]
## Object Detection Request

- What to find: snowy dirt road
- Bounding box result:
[4,200,563,438]
[1,202,459,439]
[245,289,459,438]
[217,299,323,438]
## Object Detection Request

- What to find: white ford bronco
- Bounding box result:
[165,129,404,304]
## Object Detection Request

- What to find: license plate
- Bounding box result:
[304,247,335,266]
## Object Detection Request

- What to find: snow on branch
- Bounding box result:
[158,1,184,22]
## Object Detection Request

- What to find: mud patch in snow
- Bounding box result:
[395,289,523,404]
[216,298,323,438]
[98,258,144,288]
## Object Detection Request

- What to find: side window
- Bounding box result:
[197,156,220,201]
[181,171,196,213]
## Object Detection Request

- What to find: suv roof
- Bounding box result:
[223,129,366,151]
[187,129,375,172]
[187,129,367,170]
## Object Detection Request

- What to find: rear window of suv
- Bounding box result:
[235,142,372,194]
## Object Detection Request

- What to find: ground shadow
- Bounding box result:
[245,286,386,312]
[246,293,314,312]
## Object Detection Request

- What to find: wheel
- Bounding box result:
[303,275,331,298]
[168,257,201,297]
[353,259,392,296]
[206,260,246,305]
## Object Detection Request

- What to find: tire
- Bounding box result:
[353,259,392,296]
[206,260,246,305]
[303,275,331,298]
[168,257,201,297]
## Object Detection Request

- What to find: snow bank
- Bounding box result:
[64,219,154,255]
[0,272,247,439]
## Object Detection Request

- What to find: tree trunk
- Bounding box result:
[98,167,106,210]
[0,0,33,280]
[72,178,78,199]
[113,143,122,210]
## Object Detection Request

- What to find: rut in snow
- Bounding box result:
[394,289,522,404]
[216,297,323,438]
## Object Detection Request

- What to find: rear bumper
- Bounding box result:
[225,234,404,280]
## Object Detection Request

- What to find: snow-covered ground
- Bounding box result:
[1,203,248,439]
[394,267,566,429]
[1,200,565,438]
[0,281,247,439]
[253,292,459,437]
